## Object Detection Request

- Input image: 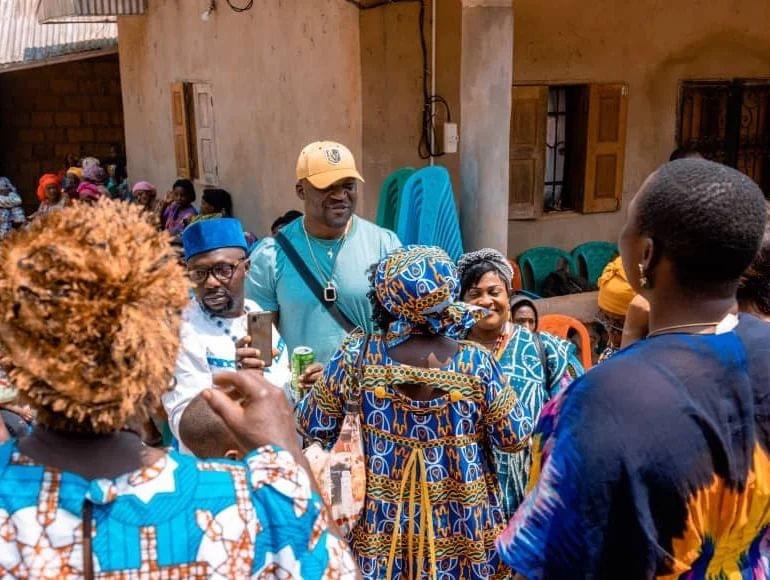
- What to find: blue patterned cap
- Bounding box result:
[182,218,248,260]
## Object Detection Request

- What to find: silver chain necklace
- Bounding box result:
[301,218,350,303]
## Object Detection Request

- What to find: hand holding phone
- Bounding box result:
[246,311,274,368]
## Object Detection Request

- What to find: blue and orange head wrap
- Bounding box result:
[374,245,485,347]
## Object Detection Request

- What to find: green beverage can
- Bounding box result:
[291,346,315,402]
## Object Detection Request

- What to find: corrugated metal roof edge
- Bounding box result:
[0,42,117,74]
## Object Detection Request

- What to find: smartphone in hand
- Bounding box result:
[247,311,274,368]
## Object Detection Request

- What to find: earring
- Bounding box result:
[638,263,650,289]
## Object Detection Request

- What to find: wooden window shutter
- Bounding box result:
[581,84,629,214]
[193,83,219,185]
[170,82,194,179]
[509,85,548,219]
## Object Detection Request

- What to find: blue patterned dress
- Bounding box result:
[493,324,583,518]
[297,329,532,579]
[0,441,356,578]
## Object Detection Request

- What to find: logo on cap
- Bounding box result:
[324,148,342,165]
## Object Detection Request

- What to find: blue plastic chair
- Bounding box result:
[376,167,415,233]
[572,241,619,285]
[517,247,576,295]
[396,166,464,261]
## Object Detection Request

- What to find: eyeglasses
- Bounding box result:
[187,258,246,284]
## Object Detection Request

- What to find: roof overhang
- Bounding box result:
[37,0,147,24]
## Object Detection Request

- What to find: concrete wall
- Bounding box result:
[459,4,512,252]
[0,54,124,210]
[118,0,361,237]
[508,0,770,257]
[360,0,462,219]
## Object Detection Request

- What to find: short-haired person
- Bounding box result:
[162,217,291,452]
[0,200,355,577]
[179,392,246,459]
[247,141,401,387]
[271,209,304,236]
[201,188,233,217]
[498,159,770,578]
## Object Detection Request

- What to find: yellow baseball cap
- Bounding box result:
[296,141,364,189]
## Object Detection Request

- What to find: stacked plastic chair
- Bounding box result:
[396,165,464,262]
[375,167,415,233]
[572,241,618,286]
[517,247,577,295]
[538,314,593,370]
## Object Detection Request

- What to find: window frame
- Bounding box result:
[509,82,628,220]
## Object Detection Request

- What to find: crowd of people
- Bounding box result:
[0,139,767,579]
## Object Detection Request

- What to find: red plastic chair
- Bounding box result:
[538,314,593,370]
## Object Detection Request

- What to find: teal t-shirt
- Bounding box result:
[246,216,401,364]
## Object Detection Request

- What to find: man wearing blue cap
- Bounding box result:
[162,218,291,453]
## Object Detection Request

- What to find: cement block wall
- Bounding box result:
[0,54,125,210]
[118,0,362,238]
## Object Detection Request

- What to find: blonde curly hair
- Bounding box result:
[0,199,189,433]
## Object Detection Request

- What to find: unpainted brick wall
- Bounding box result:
[0,54,125,211]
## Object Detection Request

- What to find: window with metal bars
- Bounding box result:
[678,80,770,198]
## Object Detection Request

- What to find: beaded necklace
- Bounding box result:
[202,302,252,343]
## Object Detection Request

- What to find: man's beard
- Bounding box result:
[201,290,234,314]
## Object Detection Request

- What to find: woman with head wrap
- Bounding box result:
[596,256,636,362]
[131,180,158,210]
[509,294,539,332]
[0,177,25,238]
[457,248,584,518]
[0,200,356,577]
[297,245,532,579]
[65,166,83,180]
[31,173,69,221]
[76,164,109,204]
[80,156,100,172]
[36,173,60,203]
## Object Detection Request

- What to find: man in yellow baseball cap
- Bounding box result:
[247,141,401,385]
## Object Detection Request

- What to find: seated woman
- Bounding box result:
[31,174,68,219]
[498,158,770,578]
[297,245,532,579]
[193,188,233,221]
[161,179,198,236]
[0,177,26,238]
[458,249,584,518]
[0,200,355,578]
[595,256,636,361]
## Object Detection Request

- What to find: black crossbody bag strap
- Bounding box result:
[274,232,355,332]
[533,332,552,391]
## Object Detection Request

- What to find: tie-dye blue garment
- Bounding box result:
[0,442,357,578]
[497,315,770,579]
